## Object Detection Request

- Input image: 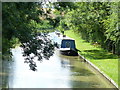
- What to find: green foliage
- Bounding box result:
[103,2,120,54]
[57,17,69,32]
[51,2,78,28]
[56,2,119,55]
[37,20,53,30]
[2,2,55,71]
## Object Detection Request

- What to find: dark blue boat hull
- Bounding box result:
[60,49,78,56]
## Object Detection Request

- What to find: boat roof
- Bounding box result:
[59,35,75,41]
[59,48,71,51]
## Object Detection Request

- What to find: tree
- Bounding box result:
[2,2,55,71]
[55,2,120,55]
[52,2,78,32]
[103,2,120,55]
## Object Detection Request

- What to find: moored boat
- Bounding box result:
[59,36,78,56]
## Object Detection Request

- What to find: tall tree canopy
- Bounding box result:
[55,2,120,55]
[2,2,120,71]
[2,2,54,71]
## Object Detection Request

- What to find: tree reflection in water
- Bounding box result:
[21,33,55,71]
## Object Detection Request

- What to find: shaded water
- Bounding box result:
[2,47,116,88]
[1,32,116,88]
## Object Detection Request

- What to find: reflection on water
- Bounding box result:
[2,47,116,88]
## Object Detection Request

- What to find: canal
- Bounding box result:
[2,47,116,88]
[1,32,116,88]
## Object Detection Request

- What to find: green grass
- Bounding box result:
[65,30,119,86]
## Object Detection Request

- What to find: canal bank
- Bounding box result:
[78,54,118,89]
[64,30,119,89]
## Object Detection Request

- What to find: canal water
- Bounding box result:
[2,47,116,88]
[1,32,116,88]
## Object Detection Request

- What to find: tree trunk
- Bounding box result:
[112,43,115,54]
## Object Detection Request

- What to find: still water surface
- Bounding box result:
[1,32,116,88]
[3,47,115,88]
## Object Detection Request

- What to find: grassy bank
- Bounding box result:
[65,30,119,86]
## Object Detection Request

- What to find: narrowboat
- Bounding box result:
[56,36,78,56]
[49,32,78,56]
[59,37,78,56]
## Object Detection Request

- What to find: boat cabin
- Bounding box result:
[61,39,76,49]
[59,37,78,56]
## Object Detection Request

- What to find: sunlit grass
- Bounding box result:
[65,30,119,86]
